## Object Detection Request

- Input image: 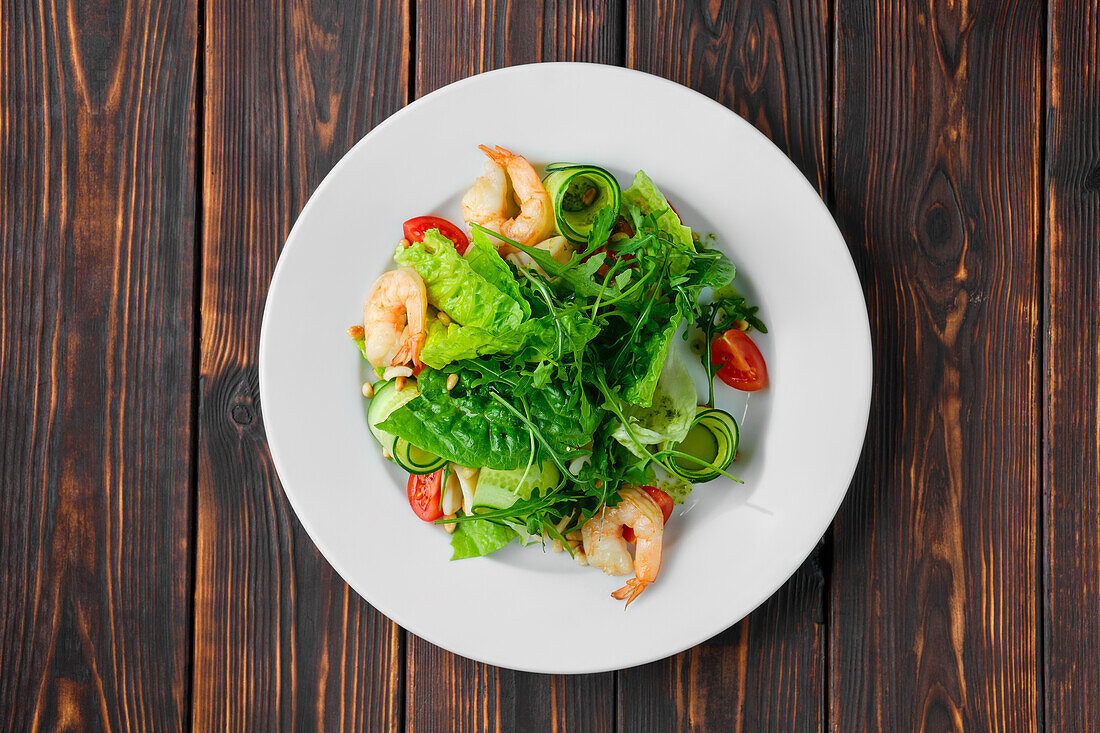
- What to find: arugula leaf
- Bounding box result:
[472,223,609,298]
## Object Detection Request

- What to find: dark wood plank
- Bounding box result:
[416,0,624,94]
[620,2,831,730]
[193,1,407,730]
[405,2,621,730]
[0,0,196,730]
[1045,1,1100,729]
[830,1,1043,729]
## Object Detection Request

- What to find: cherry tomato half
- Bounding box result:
[403,215,470,255]
[407,470,444,522]
[710,329,768,392]
[623,486,674,542]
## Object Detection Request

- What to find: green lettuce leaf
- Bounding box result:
[472,223,610,298]
[622,170,695,251]
[449,519,516,560]
[465,227,529,307]
[377,368,598,470]
[608,298,684,407]
[613,345,697,457]
[395,230,527,329]
[419,308,600,369]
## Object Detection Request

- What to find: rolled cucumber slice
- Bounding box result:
[366,379,446,474]
[542,164,622,243]
[367,379,418,454]
[393,437,448,474]
[669,407,739,482]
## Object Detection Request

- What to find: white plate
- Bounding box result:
[259,63,871,674]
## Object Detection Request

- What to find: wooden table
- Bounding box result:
[2,1,1097,730]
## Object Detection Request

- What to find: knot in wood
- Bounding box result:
[1084,165,1100,193]
[231,403,254,426]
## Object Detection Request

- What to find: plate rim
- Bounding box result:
[258,61,872,674]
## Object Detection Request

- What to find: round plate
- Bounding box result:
[259,63,871,674]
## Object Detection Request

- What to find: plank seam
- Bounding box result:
[402,2,415,729]
[1039,0,1053,729]
[187,0,206,730]
[825,0,838,729]
[614,3,627,730]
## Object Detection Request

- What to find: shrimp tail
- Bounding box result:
[479,144,518,166]
[393,331,424,367]
[611,578,649,608]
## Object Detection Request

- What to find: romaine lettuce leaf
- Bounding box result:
[613,345,697,457]
[419,309,600,369]
[465,227,528,306]
[622,170,695,251]
[611,299,683,407]
[395,230,527,330]
[449,519,516,560]
[422,313,460,352]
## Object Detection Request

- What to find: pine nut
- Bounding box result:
[735,319,749,331]
[573,549,588,567]
[552,539,563,553]
[446,373,459,392]
[385,365,413,380]
[346,325,365,340]
[361,381,374,398]
[438,311,452,326]
[443,514,457,533]
[395,376,406,392]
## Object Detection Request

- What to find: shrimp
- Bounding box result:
[462,145,554,248]
[362,267,427,368]
[581,487,664,607]
[461,159,513,234]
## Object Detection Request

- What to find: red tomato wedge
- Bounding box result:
[711,329,768,391]
[623,486,674,543]
[403,216,470,255]
[407,470,444,522]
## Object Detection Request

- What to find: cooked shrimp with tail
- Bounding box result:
[581,487,664,607]
[462,145,554,248]
[362,266,427,368]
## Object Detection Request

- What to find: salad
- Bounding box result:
[348,145,767,606]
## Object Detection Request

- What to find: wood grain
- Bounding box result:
[621,2,831,729]
[830,1,1043,729]
[416,0,624,94]
[0,0,196,730]
[193,1,407,730]
[1044,1,1100,729]
[406,2,620,731]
